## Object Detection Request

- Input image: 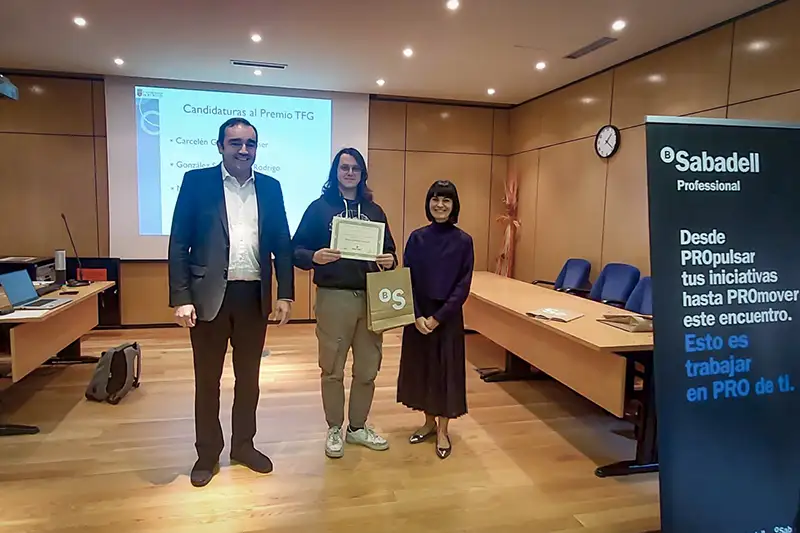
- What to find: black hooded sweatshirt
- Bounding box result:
[292,194,397,290]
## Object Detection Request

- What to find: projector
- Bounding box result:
[0,75,19,100]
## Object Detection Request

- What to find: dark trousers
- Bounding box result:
[189,281,268,464]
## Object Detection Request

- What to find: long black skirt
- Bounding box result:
[397,300,467,419]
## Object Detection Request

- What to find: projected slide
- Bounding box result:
[135,86,332,236]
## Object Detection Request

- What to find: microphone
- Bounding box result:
[61,213,90,287]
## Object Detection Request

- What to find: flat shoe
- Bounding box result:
[409,425,437,444]
[436,435,451,460]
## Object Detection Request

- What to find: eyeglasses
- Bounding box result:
[339,164,363,175]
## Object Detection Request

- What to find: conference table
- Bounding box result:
[0,281,115,436]
[464,271,656,477]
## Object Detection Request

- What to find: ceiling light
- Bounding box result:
[73,16,87,27]
[376,78,385,86]
[747,40,770,52]
[440,112,450,119]
[535,61,547,70]
[446,0,460,10]
[251,34,262,43]
[114,58,125,66]
[403,47,414,58]
[647,74,664,83]
[254,69,263,76]
[581,97,596,104]
[612,19,627,32]
[29,85,45,95]
[487,88,496,96]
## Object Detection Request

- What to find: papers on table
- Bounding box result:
[597,313,653,332]
[526,307,584,323]
[0,309,49,320]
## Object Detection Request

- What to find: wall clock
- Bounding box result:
[595,125,621,159]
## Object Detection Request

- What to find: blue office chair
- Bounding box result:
[533,258,592,294]
[588,263,640,307]
[625,276,652,315]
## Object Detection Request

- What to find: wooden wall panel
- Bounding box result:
[368,101,406,151]
[601,126,650,275]
[0,133,99,257]
[729,0,800,105]
[487,156,508,273]
[119,263,314,326]
[405,104,493,154]
[688,107,728,119]
[538,72,614,148]
[95,137,110,256]
[0,76,94,136]
[367,149,406,262]
[533,139,606,282]
[492,109,510,156]
[92,80,107,137]
[612,26,733,129]
[509,150,539,283]
[510,99,542,155]
[404,152,492,270]
[728,90,800,122]
[271,268,312,321]
[120,262,173,325]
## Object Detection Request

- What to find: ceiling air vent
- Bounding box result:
[564,37,617,59]
[230,59,287,70]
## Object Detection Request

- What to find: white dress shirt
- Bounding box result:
[222,164,261,281]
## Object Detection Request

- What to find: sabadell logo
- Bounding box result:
[378,288,406,310]
[660,146,761,173]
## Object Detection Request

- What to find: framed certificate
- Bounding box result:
[330,217,385,261]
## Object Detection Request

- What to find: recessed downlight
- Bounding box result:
[254,69,263,76]
[446,0,460,10]
[114,58,125,66]
[251,34,262,43]
[403,47,414,58]
[612,19,627,32]
[376,79,386,86]
[747,40,770,52]
[487,88,496,96]
[73,16,87,27]
[535,61,547,71]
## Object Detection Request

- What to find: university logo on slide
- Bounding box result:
[137,88,143,97]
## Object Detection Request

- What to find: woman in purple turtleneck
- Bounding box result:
[397,180,474,459]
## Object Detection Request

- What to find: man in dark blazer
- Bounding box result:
[168,117,294,487]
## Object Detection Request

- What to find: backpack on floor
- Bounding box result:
[85,341,141,404]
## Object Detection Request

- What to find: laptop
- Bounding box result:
[0,270,71,311]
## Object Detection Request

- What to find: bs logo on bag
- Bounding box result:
[378,288,406,310]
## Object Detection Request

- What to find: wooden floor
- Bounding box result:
[0,325,660,533]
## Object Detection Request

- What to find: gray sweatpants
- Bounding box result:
[315,288,383,428]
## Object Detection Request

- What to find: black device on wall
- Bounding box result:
[66,257,122,328]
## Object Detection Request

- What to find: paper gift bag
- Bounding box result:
[366,267,416,333]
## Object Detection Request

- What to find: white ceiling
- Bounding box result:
[0,0,775,105]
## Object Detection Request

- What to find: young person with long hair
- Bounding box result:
[293,147,397,458]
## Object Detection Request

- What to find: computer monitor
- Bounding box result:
[0,270,39,307]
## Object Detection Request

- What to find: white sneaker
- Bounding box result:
[345,426,390,451]
[326,426,344,458]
